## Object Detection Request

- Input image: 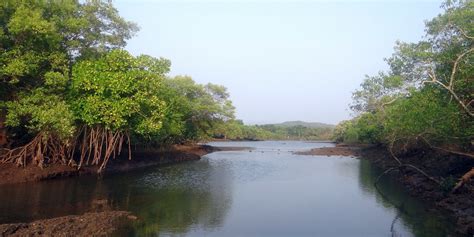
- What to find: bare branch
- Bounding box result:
[468,99,474,107]
[445,86,474,117]
[423,53,474,117]
[450,23,474,40]
[419,136,474,159]
[382,97,398,107]
[387,141,441,186]
[449,47,474,89]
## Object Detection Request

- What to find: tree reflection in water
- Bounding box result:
[0,145,462,237]
[357,159,459,237]
[0,158,233,236]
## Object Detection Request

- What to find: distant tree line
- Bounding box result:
[211,120,334,141]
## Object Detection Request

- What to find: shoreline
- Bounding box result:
[297,143,474,235]
[294,143,364,157]
[2,141,472,235]
[0,144,246,236]
[0,144,245,186]
[360,146,474,236]
[0,211,137,236]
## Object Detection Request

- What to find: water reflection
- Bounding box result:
[0,176,110,223]
[357,159,459,237]
[0,159,233,236]
[0,141,461,237]
[118,159,233,235]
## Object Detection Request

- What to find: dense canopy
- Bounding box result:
[0,0,238,171]
[335,0,473,191]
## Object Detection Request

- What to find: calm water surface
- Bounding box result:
[0,141,459,237]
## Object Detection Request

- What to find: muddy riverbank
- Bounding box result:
[0,144,243,185]
[359,146,474,235]
[0,144,247,236]
[294,143,362,157]
[1,141,472,236]
[0,211,137,236]
[296,143,474,235]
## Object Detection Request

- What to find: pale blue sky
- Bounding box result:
[115,0,443,125]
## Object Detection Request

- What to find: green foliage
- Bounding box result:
[384,89,471,145]
[156,76,236,142]
[240,125,273,140]
[70,50,169,137]
[256,123,333,140]
[0,0,138,90]
[332,114,383,144]
[1,0,138,145]
[353,113,384,144]
[332,120,353,143]
[5,89,75,140]
[351,73,405,113]
[210,121,333,141]
[0,0,242,168]
[337,0,473,151]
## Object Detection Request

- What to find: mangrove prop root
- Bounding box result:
[451,167,474,193]
[77,126,129,173]
[388,141,441,186]
[0,126,132,173]
[417,137,474,192]
[419,136,474,160]
[0,133,70,168]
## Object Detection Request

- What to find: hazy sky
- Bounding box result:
[115,0,443,125]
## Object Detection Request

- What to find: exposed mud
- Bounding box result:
[0,211,136,236]
[295,143,362,157]
[0,144,241,185]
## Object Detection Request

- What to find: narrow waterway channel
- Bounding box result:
[0,141,459,236]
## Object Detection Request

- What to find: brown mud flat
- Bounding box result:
[360,146,474,236]
[0,144,242,185]
[0,211,137,236]
[294,143,363,157]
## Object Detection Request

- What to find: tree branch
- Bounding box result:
[449,47,474,89]
[382,97,398,107]
[419,136,474,159]
[424,56,474,117]
[450,23,474,40]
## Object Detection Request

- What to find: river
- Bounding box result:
[0,141,459,236]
